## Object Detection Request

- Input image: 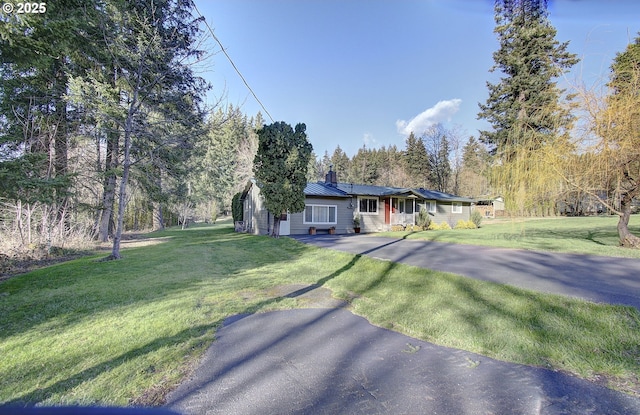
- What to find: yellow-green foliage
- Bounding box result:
[428,221,452,230]
[455,220,477,230]
[391,225,405,232]
[470,210,483,228]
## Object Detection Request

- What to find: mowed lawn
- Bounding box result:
[1,217,640,407]
[379,215,640,258]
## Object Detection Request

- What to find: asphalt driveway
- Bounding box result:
[167,308,640,415]
[165,235,640,414]
[292,234,640,310]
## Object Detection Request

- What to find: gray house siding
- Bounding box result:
[290,197,352,234]
[357,196,386,232]
[430,201,472,227]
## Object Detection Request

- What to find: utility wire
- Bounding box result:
[192,2,275,123]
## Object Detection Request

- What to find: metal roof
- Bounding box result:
[301,180,473,202]
[334,183,411,197]
[413,188,475,203]
[304,182,349,197]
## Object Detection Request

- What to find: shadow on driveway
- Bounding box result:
[164,235,640,414]
[167,308,640,415]
[292,234,640,310]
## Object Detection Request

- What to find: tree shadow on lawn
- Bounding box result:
[443,275,640,396]
[5,247,366,407]
[342,241,640,396]
[7,229,639,406]
[327,234,640,398]
[0,230,310,341]
[167,240,640,414]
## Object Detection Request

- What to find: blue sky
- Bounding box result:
[193,0,640,157]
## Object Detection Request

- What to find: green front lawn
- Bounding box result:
[1,221,639,406]
[379,215,640,258]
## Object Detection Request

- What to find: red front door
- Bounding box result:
[384,198,390,225]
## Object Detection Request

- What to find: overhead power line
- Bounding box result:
[192,2,275,123]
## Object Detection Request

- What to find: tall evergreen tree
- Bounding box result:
[97,0,207,259]
[350,145,380,185]
[329,145,350,182]
[0,1,97,241]
[314,150,332,182]
[199,107,243,210]
[381,145,410,187]
[477,0,578,214]
[404,132,430,188]
[253,122,313,237]
[478,0,578,157]
[458,137,491,197]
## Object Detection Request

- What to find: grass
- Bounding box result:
[1,219,640,406]
[378,215,640,258]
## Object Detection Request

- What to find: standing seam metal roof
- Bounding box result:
[304,182,350,197]
[304,181,473,202]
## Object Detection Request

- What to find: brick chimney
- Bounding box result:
[325,164,338,186]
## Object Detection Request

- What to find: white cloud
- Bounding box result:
[362,132,379,149]
[396,99,462,136]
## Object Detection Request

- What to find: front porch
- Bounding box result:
[384,196,421,228]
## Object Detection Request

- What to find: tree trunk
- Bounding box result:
[617,195,640,248]
[110,92,138,259]
[153,201,164,231]
[152,172,164,231]
[54,101,68,226]
[111,159,128,259]
[271,214,281,238]
[98,128,119,242]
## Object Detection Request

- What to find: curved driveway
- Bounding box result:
[166,235,640,415]
[167,308,640,415]
[293,234,640,310]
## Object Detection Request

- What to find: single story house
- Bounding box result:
[241,169,474,236]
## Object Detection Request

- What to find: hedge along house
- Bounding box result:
[240,169,473,236]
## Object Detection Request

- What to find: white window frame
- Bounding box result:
[425,200,436,214]
[452,202,463,214]
[303,204,338,225]
[358,197,379,215]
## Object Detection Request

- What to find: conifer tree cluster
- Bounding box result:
[0,1,212,258]
[314,124,491,197]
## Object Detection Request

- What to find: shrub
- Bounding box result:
[416,207,431,230]
[353,213,361,228]
[455,220,477,229]
[231,192,243,223]
[470,210,483,228]
[428,221,452,230]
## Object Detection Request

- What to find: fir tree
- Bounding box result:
[404,132,430,188]
[330,145,350,182]
[478,0,578,157]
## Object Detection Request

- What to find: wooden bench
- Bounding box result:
[309,227,335,235]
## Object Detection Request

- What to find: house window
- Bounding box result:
[304,205,337,224]
[425,200,436,214]
[452,202,462,214]
[359,197,378,214]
